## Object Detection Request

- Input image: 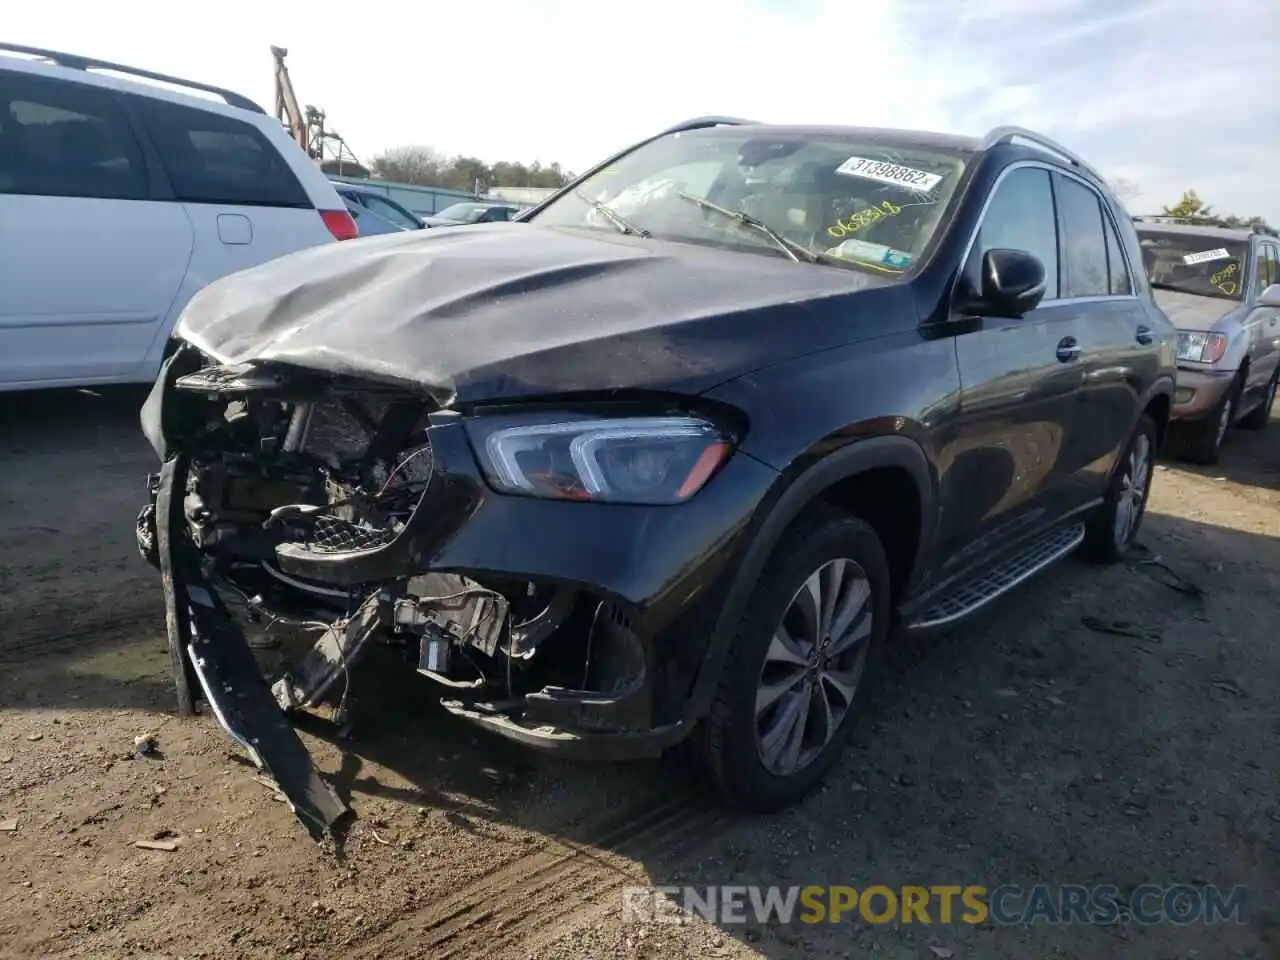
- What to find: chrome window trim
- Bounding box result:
[951,159,1141,311]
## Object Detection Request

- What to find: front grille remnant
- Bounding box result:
[303,515,397,553]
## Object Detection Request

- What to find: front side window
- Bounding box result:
[0,70,147,200]
[1252,243,1277,296]
[1054,174,1111,298]
[526,128,972,277]
[1136,229,1248,301]
[967,167,1060,299]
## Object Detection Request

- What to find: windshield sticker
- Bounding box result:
[1210,263,1238,286]
[827,200,901,240]
[835,157,943,193]
[826,237,912,270]
[1183,248,1231,266]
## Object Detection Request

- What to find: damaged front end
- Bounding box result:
[137,346,695,838]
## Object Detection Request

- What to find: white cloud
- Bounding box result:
[5,0,1277,221]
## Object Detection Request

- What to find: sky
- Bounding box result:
[7,0,1279,223]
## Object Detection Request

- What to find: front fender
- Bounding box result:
[683,433,936,722]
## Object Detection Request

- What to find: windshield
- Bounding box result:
[435,202,489,222]
[526,128,971,276]
[1136,229,1248,301]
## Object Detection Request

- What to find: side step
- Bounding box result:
[907,522,1085,631]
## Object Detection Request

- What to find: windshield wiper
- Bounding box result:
[675,192,830,264]
[573,190,650,237]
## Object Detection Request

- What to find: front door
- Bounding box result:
[938,165,1086,574]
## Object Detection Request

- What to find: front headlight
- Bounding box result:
[466,414,734,504]
[1176,331,1228,364]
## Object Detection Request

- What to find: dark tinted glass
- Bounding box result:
[1054,175,1110,297]
[132,96,309,207]
[973,167,1060,298]
[0,69,147,200]
[1102,209,1133,295]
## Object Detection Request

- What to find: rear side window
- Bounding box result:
[0,69,148,200]
[130,96,310,208]
[971,167,1060,299]
[1053,174,1110,298]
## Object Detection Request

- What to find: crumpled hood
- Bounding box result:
[174,222,892,403]
[1152,288,1236,333]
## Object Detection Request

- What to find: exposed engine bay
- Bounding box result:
[139,352,655,837]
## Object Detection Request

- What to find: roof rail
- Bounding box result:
[661,115,758,135]
[0,42,265,113]
[981,125,1106,184]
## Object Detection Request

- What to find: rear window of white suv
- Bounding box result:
[129,95,311,209]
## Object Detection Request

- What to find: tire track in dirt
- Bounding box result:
[351,790,734,959]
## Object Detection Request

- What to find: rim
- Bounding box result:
[1215,392,1234,446]
[1114,432,1151,547]
[754,558,873,777]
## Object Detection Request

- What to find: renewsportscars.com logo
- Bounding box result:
[621,884,1248,926]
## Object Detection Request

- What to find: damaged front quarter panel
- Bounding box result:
[138,345,780,838]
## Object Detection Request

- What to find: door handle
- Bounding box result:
[1056,337,1081,363]
[1135,325,1154,345]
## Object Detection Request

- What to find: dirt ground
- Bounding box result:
[1,387,1277,960]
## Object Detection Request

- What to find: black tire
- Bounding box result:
[691,505,891,812]
[1238,367,1278,430]
[1080,414,1158,564]
[1174,376,1239,466]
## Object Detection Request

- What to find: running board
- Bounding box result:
[907,522,1085,631]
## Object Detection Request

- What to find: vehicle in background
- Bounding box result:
[138,117,1176,837]
[421,200,518,227]
[331,181,425,234]
[0,44,357,393]
[1134,217,1280,463]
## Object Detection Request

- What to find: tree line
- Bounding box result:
[369,145,574,192]
[1155,189,1273,232]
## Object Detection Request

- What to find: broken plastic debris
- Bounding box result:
[134,733,159,758]
[134,839,179,852]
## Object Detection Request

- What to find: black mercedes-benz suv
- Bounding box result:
[137,117,1177,838]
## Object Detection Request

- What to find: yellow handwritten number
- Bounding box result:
[827,200,901,240]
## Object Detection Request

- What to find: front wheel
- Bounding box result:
[1080,414,1157,564]
[1175,378,1238,465]
[693,506,891,811]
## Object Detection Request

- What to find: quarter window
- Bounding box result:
[970,167,1060,300]
[1053,174,1110,298]
[0,69,148,200]
[1102,211,1133,295]
[130,96,310,208]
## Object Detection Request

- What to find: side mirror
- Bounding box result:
[1258,283,1280,308]
[959,248,1047,319]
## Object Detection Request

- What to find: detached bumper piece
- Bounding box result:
[154,456,348,841]
[437,603,689,761]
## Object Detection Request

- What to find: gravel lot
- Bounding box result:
[1,387,1277,960]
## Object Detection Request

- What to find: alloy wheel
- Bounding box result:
[754,558,873,777]
[1114,432,1151,547]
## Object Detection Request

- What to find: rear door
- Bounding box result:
[124,95,334,367]
[0,68,192,388]
[940,165,1086,572]
[1051,172,1154,505]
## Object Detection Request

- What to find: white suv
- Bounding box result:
[0,44,359,392]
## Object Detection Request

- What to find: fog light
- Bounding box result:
[1175,386,1195,404]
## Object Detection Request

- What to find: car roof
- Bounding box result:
[1132,220,1256,242]
[682,122,984,155]
[332,182,382,196]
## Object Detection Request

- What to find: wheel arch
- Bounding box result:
[683,434,936,722]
